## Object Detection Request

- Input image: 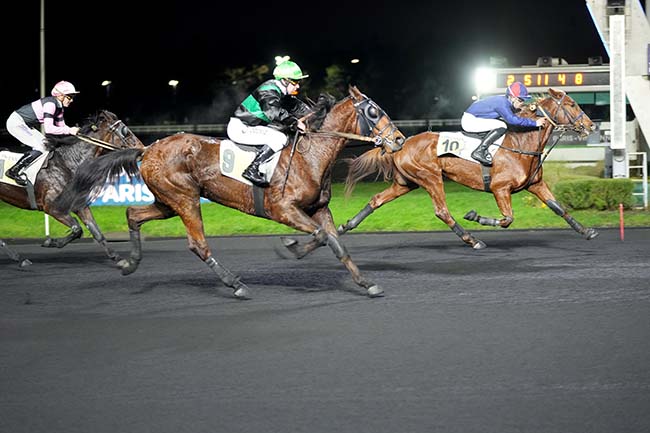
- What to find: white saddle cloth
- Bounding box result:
[0,150,49,187]
[436,132,505,163]
[219,140,282,186]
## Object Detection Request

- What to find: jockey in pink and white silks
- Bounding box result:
[461,81,547,166]
[227,59,310,187]
[5,80,80,186]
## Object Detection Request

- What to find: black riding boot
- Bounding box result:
[5,150,43,186]
[471,128,506,166]
[242,145,276,187]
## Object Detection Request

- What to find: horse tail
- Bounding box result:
[55,148,144,213]
[343,148,396,198]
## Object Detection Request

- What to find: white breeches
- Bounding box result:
[227,117,288,152]
[6,112,46,152]
[461,112,507,133]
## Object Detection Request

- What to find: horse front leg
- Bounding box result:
[0,239,32,267]
[527,182,598,239]
[74,206,121,262]
[277,206,382,298]
[281,182,416,259]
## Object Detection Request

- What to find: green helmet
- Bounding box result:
[273,61,309,80]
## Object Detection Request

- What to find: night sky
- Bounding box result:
[5,0,608,125]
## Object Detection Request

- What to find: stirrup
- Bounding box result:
[471,149,493,166]
[242,169,269,187]
[6,170,27,186]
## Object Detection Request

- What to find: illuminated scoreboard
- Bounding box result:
[476,64,610,96]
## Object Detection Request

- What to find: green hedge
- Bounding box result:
[553,178,635,210]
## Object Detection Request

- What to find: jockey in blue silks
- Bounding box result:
[461,81,547,166]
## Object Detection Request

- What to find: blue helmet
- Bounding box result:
[506,82,531,100]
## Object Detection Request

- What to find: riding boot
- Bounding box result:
[471,128,506,166]
[5,150,43,186]
[242,145,276,187]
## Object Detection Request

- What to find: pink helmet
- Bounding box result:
[51,81,80,96]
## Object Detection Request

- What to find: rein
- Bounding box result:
[76,134,121,151]
[304,130,383,145]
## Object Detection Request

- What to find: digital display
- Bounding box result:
[497,71,610,88]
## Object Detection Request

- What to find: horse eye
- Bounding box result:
[120,125,129,137]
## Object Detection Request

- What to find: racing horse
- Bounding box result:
[55,86,406,299]
[0,110,144,267]
[281,88,597,257]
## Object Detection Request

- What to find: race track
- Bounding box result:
[2,228,650,433]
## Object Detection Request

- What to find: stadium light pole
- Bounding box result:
[40,0,50,236]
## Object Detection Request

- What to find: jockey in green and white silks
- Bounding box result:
[227,60,309,187]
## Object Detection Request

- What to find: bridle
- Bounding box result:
[352,95,404,152]
[77,112,136,151]
[538,92,590,137]
[305,95,404,153]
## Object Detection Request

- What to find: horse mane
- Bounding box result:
[343,147,395,198]
[307,93,337,130]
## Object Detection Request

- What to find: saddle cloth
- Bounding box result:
[219,140,282,186]
[0,150,49,187]
[436,132,505,163]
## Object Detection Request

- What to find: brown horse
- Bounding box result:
[281,88,597,257]
[0,110,144,267]
[55,87,406,299]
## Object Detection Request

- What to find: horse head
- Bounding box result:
[80,110,145,150]
[536,89,596,138]
[348,86,405,153]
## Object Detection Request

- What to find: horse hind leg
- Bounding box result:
[0,239,32,267]
[172,200,251,300]
[118,202,175,275]
[39,212,83,248]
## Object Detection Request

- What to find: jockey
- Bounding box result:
[227,59,309,187]
[461,81,547,166]
[5,80,80,186]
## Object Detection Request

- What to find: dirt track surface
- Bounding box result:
[2,228,650,433]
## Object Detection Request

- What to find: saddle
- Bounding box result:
[219,140,282,186]
[436,131,506,163]
[0,150,51,188]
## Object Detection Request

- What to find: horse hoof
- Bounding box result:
[233,285,252,300]
[367,285,384,298]
[281,237,298,248]
[19,259,32,268]
[464,210,478,222]
[42,237,54,248]
[337,224,348,235]
[585,229,599,240]
[118,259,138,275]
[473,240,487,250]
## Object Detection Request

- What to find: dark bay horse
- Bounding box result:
[56,87,406,299]
[281,88,597,257]
[0,111,144,266]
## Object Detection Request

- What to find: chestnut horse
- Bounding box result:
[56,87,405,299]
[281,88,597,257]
[0,111,144,267]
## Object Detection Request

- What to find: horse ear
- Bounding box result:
[548,88,562,98]
[348,85,361,99]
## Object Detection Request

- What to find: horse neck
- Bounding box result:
[304,105,358,174]
[54,140,98,172]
